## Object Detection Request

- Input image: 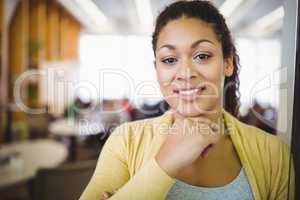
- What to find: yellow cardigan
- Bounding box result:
[80,110,294,200]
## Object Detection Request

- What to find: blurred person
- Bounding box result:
[239,100,277,135]
[140,100,170,119]
[64,97,91,119]
[100,100,130,133]
[80,1,294,200]
[120,98,134,121]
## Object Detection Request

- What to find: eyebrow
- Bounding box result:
[158,39,215,51]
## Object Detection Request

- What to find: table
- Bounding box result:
[49,118,104,136]
[0,139,67,188]
[49,119,104,161]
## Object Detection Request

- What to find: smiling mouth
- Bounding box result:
[173,86,207,101]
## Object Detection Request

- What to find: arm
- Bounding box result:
[79,124,174,200]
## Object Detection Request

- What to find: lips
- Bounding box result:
[178,88,199,95]
[173,86,206,101]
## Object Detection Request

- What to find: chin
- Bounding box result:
[176,106,207,117]
[177,110,202,117]
[173,99,219,117]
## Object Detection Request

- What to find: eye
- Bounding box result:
[161,57,177,65]
[194,53,211,62]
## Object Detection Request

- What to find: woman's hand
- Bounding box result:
[100,192,112,200]
[155,111,221,177]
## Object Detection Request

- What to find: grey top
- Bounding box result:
[166,168,254,200]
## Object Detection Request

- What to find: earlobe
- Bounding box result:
[224,57,234,77]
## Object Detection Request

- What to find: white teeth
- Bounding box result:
[179,89,199,95]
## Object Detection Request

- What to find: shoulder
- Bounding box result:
[116,115,162,135]
[107,114,166,147]
[229,116,290,170]
[223,109,290,167]
[234,118,288,152]
[223,109,288,152]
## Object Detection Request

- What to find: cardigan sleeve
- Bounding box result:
[269,140,295,200]
[79,124,175,200]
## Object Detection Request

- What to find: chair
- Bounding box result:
[32,160,96,200]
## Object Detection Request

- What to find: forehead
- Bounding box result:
[156,17,221,49]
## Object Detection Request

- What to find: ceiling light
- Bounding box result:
[74,0,107,26]
[219,0,244,18]
[134,0,153,30]
[255,6,284,30]
[239,6,285,37]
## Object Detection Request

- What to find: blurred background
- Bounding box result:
[0,0,296,199]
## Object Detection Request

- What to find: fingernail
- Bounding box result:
[101,193,108,199]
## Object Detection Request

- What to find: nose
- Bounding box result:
[175,60,198,81]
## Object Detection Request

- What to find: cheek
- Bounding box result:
[156,68,178,103]
[196,62,224,97]
[198,61,224,83]
[156,67,177,85]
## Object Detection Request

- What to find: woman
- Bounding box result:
[80,1,294,199]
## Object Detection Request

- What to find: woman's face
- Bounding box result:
[155,17,233,117]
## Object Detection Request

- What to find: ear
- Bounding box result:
[224,56,234,77]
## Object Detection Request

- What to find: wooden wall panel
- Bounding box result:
[46,0,60,61]
[5,0,82,141]
[9,0,29,106]
[8,0,30,140]
[0,0,5,143]
[28,0,48,108]
[47,0,81,62]
[29,0,47,68]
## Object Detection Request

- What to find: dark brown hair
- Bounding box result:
[152,0,240,117]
